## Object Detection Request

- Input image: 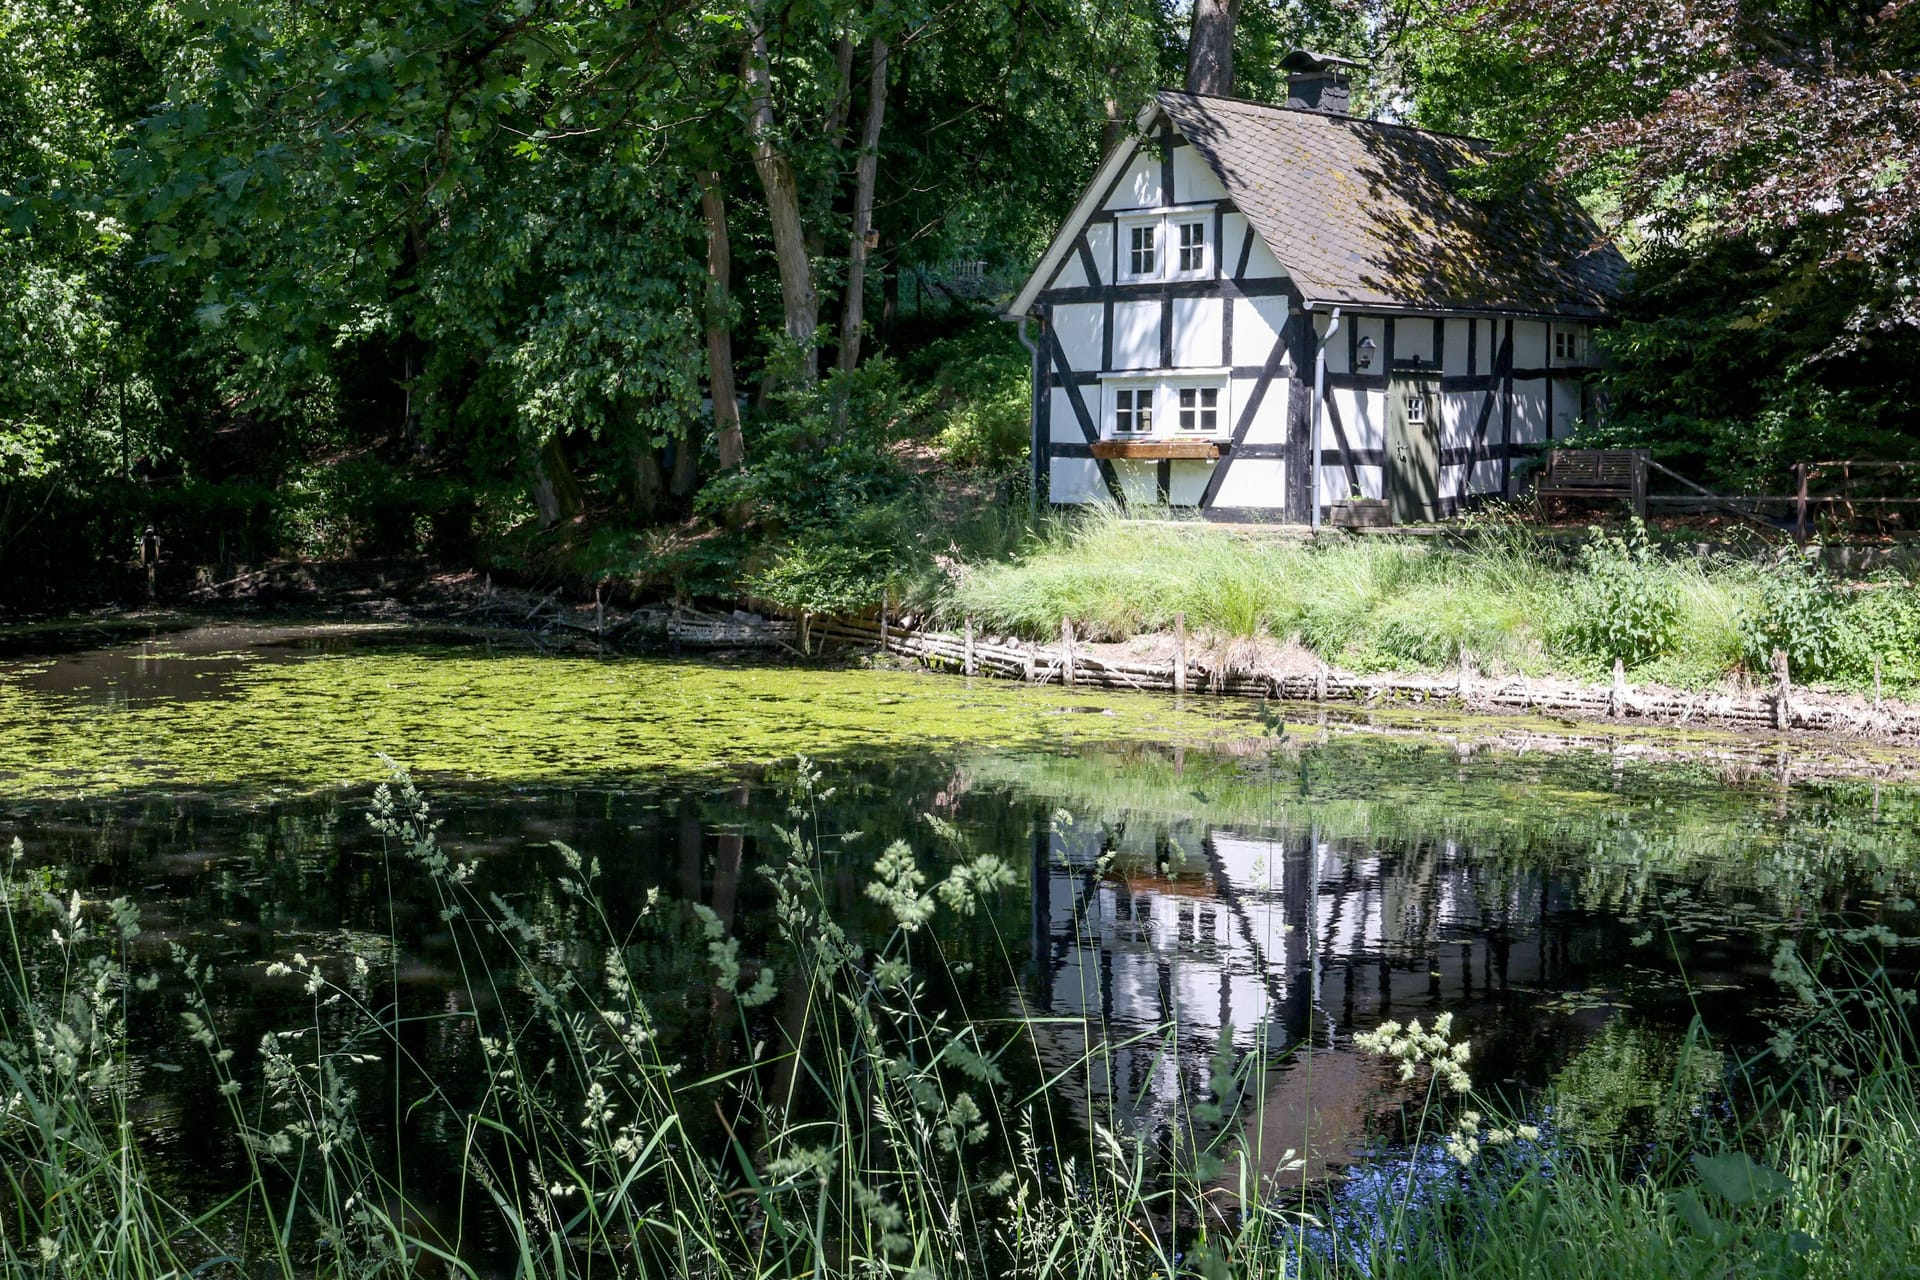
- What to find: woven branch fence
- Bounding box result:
[803,613,1920,741]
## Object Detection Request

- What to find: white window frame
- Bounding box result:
[1116,207,1213,283]
[1118,215,1160,283]
[1110,383,1157,436]
[1101,371,1232,442]
[1552,328,1584,364]
[1170,216,1211,279]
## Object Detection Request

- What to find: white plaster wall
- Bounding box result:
[1115,460,1160,505]
[1509,378,1548,445]
[1221,213,1251,274]
[1439,390,1481,452]
[1513,319,1548,368]
[1171,144,1228,203]
[1241,234,1288,279]
[1213,457,1286,508]
[1319,315,1350,374]
[1105,151,1163,210]
[1442,318,1475,376]
[1083,224,1112,285]
[1053,302,1102,372]
[1471,458,1502,494]
[1315,459,1384,502]
[1332,386,1384,451]
[1239,376,1291,445]
[1315,460,1384,504]
[1233,296,1289,367]
[1053,240,1090,289]
[1047,388,1083,445]
[1168,460,1211,506]
[1395,318,1436,366]
[1552,377,1585,437]
[1171,296,1224,368]
[1049,457,1105,504]
[1110,301,1159,370]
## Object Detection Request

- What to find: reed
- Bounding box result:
[1,767,1918,1279]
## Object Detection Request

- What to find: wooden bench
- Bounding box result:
[1535,448,1648,519]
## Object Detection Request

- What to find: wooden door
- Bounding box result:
[1386,376,1440,524]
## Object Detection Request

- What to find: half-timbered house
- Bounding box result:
[1005,51,1629,524]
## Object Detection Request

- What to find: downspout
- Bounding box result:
[1310,306,1342,533]
[1017,313,1043,515]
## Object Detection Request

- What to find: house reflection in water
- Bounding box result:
[1025,813,1608,1181]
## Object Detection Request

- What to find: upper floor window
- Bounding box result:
[1118,209,1211,282]
[1175,220,1208,274]
[1553,329,1584,363]
[1127,224,1157,278]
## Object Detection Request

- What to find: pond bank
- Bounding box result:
[808,612,1920,758]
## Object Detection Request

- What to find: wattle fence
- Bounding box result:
[800,612,1920,741]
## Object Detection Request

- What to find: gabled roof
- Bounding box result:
[1008,92,1628,321]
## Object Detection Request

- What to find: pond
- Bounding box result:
[3,622,1917,1274]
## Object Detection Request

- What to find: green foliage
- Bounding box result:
[698,364,912,535]
[1742,557,1848,680]
[750,512,908,615]
[1562,520,1680,668]
[904,323,1031,470]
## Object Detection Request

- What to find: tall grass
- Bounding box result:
[944,510,1920,691]
[2,768,1919,1278]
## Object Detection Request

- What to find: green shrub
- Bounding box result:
[905,323,1032,470]
[1830,575,1920,694]
[1740,556,1847,680]
[1558,520,1680,668]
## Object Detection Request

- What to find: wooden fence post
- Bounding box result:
[595,584,605,648]
[1458,649,1473,703]
[1611,658,1625,719]
[1316,661,1328,703]
[1025,642,1036,683]
[964,617,976,676]
[1173,612,1188,695]
[1772,648,1791,731]
[1062,616,1076,688]
[1874,655,1883,711]
[879,591,890,653]
[1795,464,1809,544]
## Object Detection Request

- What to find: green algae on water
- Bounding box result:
[0,633,1270,798]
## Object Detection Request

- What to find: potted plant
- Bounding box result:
[1328,488,1391,528]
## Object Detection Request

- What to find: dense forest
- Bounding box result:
[1,0,1916,603]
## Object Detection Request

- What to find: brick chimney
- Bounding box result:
[1282,49,1361,116]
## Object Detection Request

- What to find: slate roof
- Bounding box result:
[1155,91,1628,319]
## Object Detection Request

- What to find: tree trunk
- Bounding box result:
[1185,0,1242,97]
[879,232,899,343]
[743,1,819,383]
[699,172,745,469]
[626,440,667,523]
[670,421,700,499]
[1101,87,1128,155]
[530,435,585,528]
[837,34,889,374]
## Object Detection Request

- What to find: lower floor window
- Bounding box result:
[1177,387,1219,433]
[1114,387,1153,434]
[1106,379,1227,440]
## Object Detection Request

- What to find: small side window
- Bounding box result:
[1553,329,1584,362]
[1128,224,1157,277]
[1405,394,1426,425]
[1176,220,1207,273]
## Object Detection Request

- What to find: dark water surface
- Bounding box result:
[5,623,1918,1262]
